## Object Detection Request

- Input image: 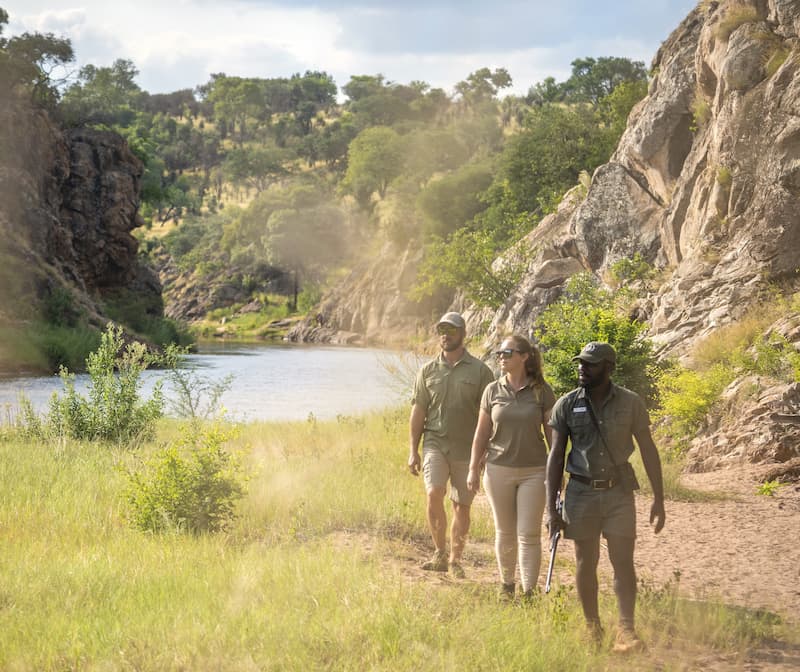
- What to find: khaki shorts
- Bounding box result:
[563,477,636,540]
[422,449,475,506]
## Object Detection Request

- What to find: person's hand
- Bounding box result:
[547,510,565,538]
[650,498,665,534]
[466,467,481,493]
[408,451,421,476]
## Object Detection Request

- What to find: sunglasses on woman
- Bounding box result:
[494,348,522,359]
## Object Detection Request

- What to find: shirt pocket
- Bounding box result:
[456,378,478,406]
[568,411,593,440]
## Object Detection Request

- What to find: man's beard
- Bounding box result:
[442,337,463,352]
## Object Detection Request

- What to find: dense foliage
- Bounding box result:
[2,5,650,324]
[535,273,661,400]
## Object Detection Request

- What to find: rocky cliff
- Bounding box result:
[0,95,161,366]
[293,0,800,471]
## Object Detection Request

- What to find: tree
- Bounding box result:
[454,67,512,107]
[222,144,289,194]
[526,76,563,106]
[416,161,493,237]
[598,78,649,136]
[289,70,337,135]
[491,103,616,217]
[0,12,74,108]
[342,74,387,102]
[412,228,531,310]
[205,75,264,145]
[60,59,142,126]
[561,57,647,106]
[341,126,404,208]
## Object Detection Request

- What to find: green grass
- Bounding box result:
[0,409,793,670]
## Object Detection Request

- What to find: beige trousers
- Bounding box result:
[483,463,546,592]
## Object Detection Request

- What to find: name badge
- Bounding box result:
[573,406,587,414]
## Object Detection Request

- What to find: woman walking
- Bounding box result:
[467,334,555,598]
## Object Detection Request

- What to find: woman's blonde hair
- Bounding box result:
[506,334,545,385]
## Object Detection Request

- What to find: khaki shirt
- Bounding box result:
[481,376,555,467]
[412,351,495,461]
[549,383,650,480]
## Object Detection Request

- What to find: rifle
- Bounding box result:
[544,491,563,594]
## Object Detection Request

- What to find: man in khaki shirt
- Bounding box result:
[546,342,665,653]
[408,312,494,578]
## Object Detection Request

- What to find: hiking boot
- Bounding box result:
[612,627,645,654]
[448,561,466,579]
[498,582,515,601]
[584,620,605,648]
[421,550,448,572]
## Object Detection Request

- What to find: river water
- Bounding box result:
[0,342,417,423]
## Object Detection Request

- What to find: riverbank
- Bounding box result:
[1,409,797,671]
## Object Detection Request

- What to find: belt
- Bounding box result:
[570,473,616,490]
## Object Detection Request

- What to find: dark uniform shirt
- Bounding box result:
[412,351,494,461]
[480,376,555,467]
[549,383,650,480]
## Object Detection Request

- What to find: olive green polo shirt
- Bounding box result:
[412,351,495,461]
[481,376,556,467]
[549,383,650,480]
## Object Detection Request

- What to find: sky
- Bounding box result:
[2,0,699,97]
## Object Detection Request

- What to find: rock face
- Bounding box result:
[484,1,800,354]
[0,96,161,336]
[287,240,453,346]
[299,0,800,470]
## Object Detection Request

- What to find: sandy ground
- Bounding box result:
[344,465,800,670]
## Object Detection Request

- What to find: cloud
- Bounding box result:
[2,0,698,95]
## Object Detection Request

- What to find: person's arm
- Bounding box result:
[636,426,665,533]
[467,409,493,492]
[408,403,426,475]
[545,428,568,535]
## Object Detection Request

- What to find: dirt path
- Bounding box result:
[631,466,800,622]
[363,465,800,670]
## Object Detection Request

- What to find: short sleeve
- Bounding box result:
[548,394,570,432]
[480,380,496,415]
[411,366,430,408]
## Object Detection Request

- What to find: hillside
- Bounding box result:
[292,0,800,474]
[0,94,165,373]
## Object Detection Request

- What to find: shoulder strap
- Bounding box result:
[584,396,621,467]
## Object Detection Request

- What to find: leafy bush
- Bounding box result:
[534,273,660,399]
[125,421,246,534]
[20,324,163,445]
[652,364,734,451]
[23,322,100,372]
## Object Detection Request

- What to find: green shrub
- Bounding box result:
[653,363,734,451]
[691,95,711,130]
[20,324,163,445]
[125,421,246,534]
[535,273,661,400]
[19,322,100,372]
